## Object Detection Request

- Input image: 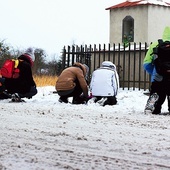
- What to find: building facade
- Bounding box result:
[106,0,170,45]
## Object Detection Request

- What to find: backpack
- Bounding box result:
[1,59,20,78]
[153,39,170,77]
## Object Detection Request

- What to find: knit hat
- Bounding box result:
[101,61,116,69]
[24,48,35,62]
[83,64,89,74]
[83,64,89,80]
[19,47,35,66]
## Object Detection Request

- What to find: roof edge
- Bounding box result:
[105,0,170,10]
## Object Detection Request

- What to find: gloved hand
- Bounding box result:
[75,94,91,104]
[0,78,6,93]
[82,95,93,103]
[0,77,5,84]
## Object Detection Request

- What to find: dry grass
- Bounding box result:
[34,75,58,87]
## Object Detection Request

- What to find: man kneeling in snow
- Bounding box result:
[55,62,89,104]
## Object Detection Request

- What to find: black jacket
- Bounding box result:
[4,56,36,94]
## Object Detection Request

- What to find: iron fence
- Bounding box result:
[62,43,151,91]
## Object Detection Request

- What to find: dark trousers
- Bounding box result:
[94,96,117,106]
[18,86,37,99]
[58,79,83,103]
[0,86,37,99]
[150,81,170,112]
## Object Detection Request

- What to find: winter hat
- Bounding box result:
[24,48,35,62]
[19,47,35,66]
[162,26,170,41]
[83,64,89,74]
[101,61,116,69]
[83,64,89,79]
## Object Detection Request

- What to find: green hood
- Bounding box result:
[162,26,170,41]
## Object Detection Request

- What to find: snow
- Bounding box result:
[138,0,170,6]
[1,86,170,170]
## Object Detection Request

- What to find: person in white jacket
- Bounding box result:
[90,61,119,106]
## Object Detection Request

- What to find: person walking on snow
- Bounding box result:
[143,26,170,114]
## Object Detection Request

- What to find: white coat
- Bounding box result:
[90,65,119,97]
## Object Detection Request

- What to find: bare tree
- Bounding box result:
[33,48,47,75]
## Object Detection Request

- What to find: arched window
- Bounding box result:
[122,16,134,44]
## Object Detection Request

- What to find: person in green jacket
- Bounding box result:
[143,26,170,114]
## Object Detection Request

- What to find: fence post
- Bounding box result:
[62,46,66,70]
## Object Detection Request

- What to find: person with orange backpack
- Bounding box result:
[0,48,37,102]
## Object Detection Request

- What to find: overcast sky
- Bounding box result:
[1,0,170,59]
[0,0,124,59]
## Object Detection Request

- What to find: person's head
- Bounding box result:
[162,26,170,41]
[83,63,89,74]
[18,47,35,67]
[101,61,116,70]
[72,62,89,80]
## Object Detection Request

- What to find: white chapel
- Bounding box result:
[106,0,170,44]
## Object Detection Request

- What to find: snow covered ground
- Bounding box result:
[0,86,170,170]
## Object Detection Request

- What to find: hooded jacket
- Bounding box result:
[90,61,119,96]
[143,26,170,82]
[55,62,88,97]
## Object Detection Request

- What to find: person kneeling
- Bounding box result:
[55,62,89,104]
[90,61,119,106]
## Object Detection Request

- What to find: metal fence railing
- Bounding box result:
[62,43,151,90]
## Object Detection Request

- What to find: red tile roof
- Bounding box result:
[106,0,170,10]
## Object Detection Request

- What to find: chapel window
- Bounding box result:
[122,16,134,44]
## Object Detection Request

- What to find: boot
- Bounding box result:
[72,95,87,104]
[152,105,161,115]
[59,96,68,103]
[167,96,170,113]
[11,93,24,102]
[144,93,159,113]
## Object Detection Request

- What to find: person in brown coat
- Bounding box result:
[55,62,89,104]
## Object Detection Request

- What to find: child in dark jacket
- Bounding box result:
[0,48,37,102]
